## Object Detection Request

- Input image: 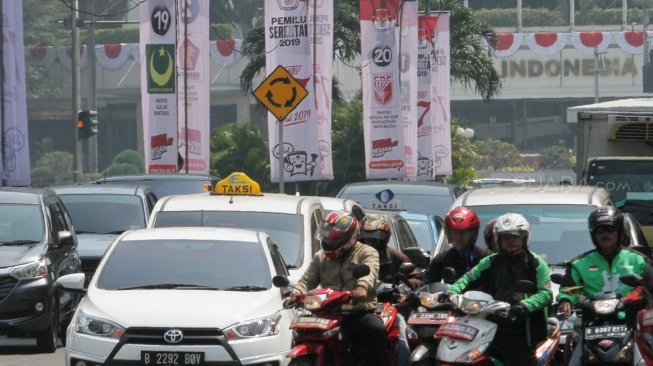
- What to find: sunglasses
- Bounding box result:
[594,226,617,234]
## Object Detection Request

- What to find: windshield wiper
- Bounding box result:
[103,230,126,235]
[117,283,220,290]
[75,230,99,234]
[0,240,40,246]
[221,285,268,291]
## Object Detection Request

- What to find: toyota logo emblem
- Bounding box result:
[163,329,184,344]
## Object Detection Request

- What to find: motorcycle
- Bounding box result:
[619,273,653,366]
[273,264,401,366]
[435,280,561,366]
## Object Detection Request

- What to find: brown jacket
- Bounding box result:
[293,242,380,308]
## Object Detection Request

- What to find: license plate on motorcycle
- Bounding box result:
[290,316,331,330]
[408,311,450,325]
[584,325,628,340]
[141,351,204,366]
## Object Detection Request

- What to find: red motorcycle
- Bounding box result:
[620,273,653,365]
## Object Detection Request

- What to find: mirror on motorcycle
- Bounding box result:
[402,247,430,268]
[514,280,536,294]
[442,267,458,285]
[619,274,642,287]
[398,262,416,275]
[550,273,576,287]
[272,275,289,288]
[352,264,371,279]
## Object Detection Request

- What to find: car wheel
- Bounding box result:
[36,299,58,353]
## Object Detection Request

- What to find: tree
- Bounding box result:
[473,138,521,171]
[449,119,479,186]
[539,145,574,169]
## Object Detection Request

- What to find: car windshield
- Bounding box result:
[59,194,146,234]
[339,192,452,216]
[152,211,303,268]
[402,217,435,252]
[100,179,209,197]
[0,204,44,243]
[97,239,270,290]
[469,204,596,264]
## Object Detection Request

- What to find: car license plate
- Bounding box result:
[141,351,204,366]
[584,325,628,340]
[408,311,450,325]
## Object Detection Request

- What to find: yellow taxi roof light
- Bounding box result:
[212,172,262,196]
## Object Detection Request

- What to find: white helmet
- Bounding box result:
[493,213,531,250]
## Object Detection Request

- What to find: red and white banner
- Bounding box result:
[1,0,30,186]
[524,33,569,56]
[209,38,243,67]
[569,32,612,56]
[416,15,437,181]
[264,0,333,182]
[140,0,178,173]
[177,0,210,174]
[360,0,406,179]
[494,33,523,57]
[430,13,451,176]
[95,43,131,71]
[57,45,88,71]
[29,45,57,68]
[400,1,418,179]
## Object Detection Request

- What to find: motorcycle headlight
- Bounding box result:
[419,293,438,308]
[455,343,489,362]
[74,312,124,339]
[460,298,487,315]
[304,294,327,310]
[9,259,48,280]
[224,314,282,340]
[593,299,619,315]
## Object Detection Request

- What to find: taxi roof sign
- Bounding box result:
[253,65,308,121]
[212,172,262,196]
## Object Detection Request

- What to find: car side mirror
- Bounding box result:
[352,264,370,279]
[54,273,86,294]
[272,275,289,288]
[56,231,74,247]
[402,247,430,268]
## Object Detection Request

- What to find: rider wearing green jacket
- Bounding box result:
[446,213,552,366]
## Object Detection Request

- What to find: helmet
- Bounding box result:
[318,210,359,259]
[588,206,625,247]
[359,214,392,252]
[493,213,531,252]
[444,206,481,248]
[483,218,498,251]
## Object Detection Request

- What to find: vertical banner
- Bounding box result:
[416,15,437,180]
[140,0,178,173]
[399,1,418,179]
[431,13,452,175]
[360,0,406,179]
[1,0,31,186]
[177,0,210,174]
[264,0,333,182]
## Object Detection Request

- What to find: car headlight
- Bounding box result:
[224,314,282,340]
[419,292,438,308]
[456,343,489,362]
[9,259,48,280]
[74,312,124,339]
[304,294,327,310]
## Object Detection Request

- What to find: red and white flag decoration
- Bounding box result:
[95,43,131,71]
[128,43,141,64]
[570,32,612,56]
[29,45,57,68]
[360,0,406,179]
[209,38,243,67]
[524,33,569,56]
[57,45,87,71]
[613,31,653,55]
[493,33,523,57]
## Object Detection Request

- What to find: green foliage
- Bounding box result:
[473,139,521,171]
[92,28,139,44]
[30,166,55,188]
[104,163,141,176]
[112,149,144,172]
[81,172,103,183]
[475,7,647,28]
[539,145,575,169]
[34,151,74,185]
[449,119,479,186]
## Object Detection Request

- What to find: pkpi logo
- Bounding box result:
[373,74,393,106]
[147,44,175,94]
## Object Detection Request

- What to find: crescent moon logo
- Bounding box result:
[149,47,173,87]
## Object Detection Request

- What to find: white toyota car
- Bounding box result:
[55,227,295,366]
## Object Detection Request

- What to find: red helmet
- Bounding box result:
[318,211,359,259]
[359,214,392,252]
[445,206,480,248]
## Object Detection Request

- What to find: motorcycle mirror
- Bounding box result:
[353,264,371,279]
[514,280,536,294]
[398,262,416,274]
[442,267,457,284]
[402,247,430,268]
[550,273,576,286]
[272,275,289,288]
[619,274,642,287]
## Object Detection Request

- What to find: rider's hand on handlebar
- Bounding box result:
[510,304,527,319]
[351,286,368,304]
[283,293,299,308]
[557,300,572,317]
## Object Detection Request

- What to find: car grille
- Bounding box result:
[123,327,225,346]
[0,275,17,301]
[80,258,101,278]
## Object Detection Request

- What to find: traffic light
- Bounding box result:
[77,110,98,140]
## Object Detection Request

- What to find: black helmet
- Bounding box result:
[483,218,498,252]
[588,206,626,247]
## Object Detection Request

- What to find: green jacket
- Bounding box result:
[557,248,648,306]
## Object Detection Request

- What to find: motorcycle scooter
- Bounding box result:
[619,273,653,366]
[435,280,561,366]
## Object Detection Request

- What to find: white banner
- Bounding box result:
[431,13,451,176]
[264,0,333,182]
[416,15,437,181]
[400,1,418,179]
[1,0,30,186]
[177,0,210,174]
[140,0,178,173]
[360,0,406,179]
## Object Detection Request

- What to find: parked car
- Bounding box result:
[94,173,219,197]
[399,211,442,257]
[51,184,158,281]
[0,187,81,352]
[55,227,295,366]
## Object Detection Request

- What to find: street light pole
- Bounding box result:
[71,0,82,183]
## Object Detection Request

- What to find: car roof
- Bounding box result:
[50,184,152,195]
[155,192,322,214]
[454,185,612,207]
[97,174,218,182]
[338,181,458,196]
[0,187,53,204]
[120,227,266,242]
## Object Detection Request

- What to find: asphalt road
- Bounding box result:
[0,336,65,366]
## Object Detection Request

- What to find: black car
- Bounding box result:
[0,187,81,352]
[94,173,219,197]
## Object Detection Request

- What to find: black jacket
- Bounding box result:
[423,245,491,283]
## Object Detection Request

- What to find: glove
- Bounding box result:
[282,293,299,308]
[510,304,527,319]
[437,292,451,304]
[622,286,646,310]
[351,286,368,304]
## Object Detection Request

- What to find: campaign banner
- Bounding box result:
[431,12,451,175]
[400,1,418,179]
[416,15,437,180]
[1,0,30,186]
[360,0,406,179]
[264,0,333,182]
[140,0,178,173]
[177,0,210,174]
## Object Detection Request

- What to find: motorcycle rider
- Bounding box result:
[423,206,491,283]
[484,218,498,252]
[557,206,649,366]
[282,210,387,366]
[443,212,552,366]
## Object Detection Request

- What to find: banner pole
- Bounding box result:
[278,120,284,193]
